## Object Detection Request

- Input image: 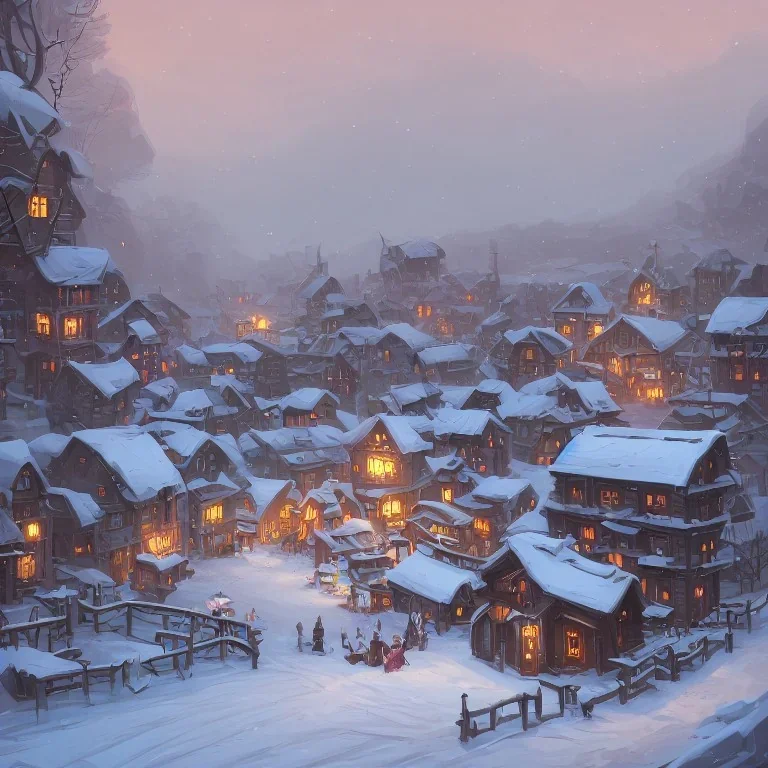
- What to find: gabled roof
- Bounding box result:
[501,326,573,356]
[128,319,161,344]
[71,427,184,502]
[461,476,533,505]
[595,314,688,352]
[250,425,345,453]
[389,382,442,409]
[35,246,109,286]
[705,297,768,336]
[297,274,341,300]
[203,342,263,364]
[386,547,484,604]
[428,409,510,438]
[519,373,621,416]
[393,239,444,260]
[376,322,436,351]
[484,532,637,615]
[551,282,613,317]
[551,425,727,487]
[689,248,746,274]
[279,388,339,413]
[341,414,432,454]
[47,487,104,528]
[175,345,209,366]
[417,343,477,367]
[0,440,46,499]
[240,475,296,521]
[68,359,140,399]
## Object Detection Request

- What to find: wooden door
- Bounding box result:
[520,624,539,675]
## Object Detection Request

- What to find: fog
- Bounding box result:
[101,0,768,265]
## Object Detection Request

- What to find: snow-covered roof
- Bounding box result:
[335,326,383,346]
[342,414,432,454]
[251,425,345,453]
[466,476,532,504]
[519,372,621,416]
[0,440,45,498]
[55,563,115,587]
[35,246,110,286]
[705,297,768,336]
[599,314,688,352]
[0,508,23,547]
[297,274,333,300]
[69,359,139,399]
[0,72,61,146]
[667,390,749,407]
[336,410,360,431]
[377,322,436,351]
[394,239,442,260]
[502,326,573,356]
[29,433,70,470]
[203,343,263,364]
[551,425,726,487]
[279,388,339,412]
[429,409,509,438]
[425,452,465,474]
[135,552,187,572]
[417,343,475,366]
[175,345,209,366]
[390,382,442,409]
[486,532,637,614]
[410,500,474,527]
[141,377,179,403]
[551,282,613,316]
[386,548,484,604]
[48,487,104,527]
[241,475,294,520]
[171,389,215,413]
[71,427,184,502]
[128,319,161,344]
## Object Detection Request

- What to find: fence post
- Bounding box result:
[93,610,100,635]
[746,600,752,634]
[558,686,565,716]
[220,636,227,662]
[521,696,529,731]
[702,635,708,663]
[34,677,47,722]
[489,705,497,732]
[499,637,506,673]
[459,693,470,743]
[535,687,543,721]
[65,597,74,637]
[126,604,133,638]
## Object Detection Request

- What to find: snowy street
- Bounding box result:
[2,549,767,768]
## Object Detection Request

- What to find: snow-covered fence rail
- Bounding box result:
[716,593,768,634]
[77,599,261,646]
[141,635,261,675]
[457,687,555,742]
[0,614,70,652]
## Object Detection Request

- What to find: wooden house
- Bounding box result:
[298,479,364,533]
[380,382,443,416]
[173,345,212,382]
[240,336,291,398]
[320,298,379,334]
[544,426,737,627]
[240,476,299,547]
[380,239,445,297]
[626,250,689,320]
[498,373,623,465]
[387,545,484,629]
[279,388,340,428]
[48,358,140,430]
[141,292,191,341]
[0,441,50,588]
[489,326,573,388]
[471,532,645,675]
[424,409,511,476]
[312,517,393,612]
[688,249,747,317]
[415,343,482,386]
[705,297,768,411]
[551,282,614,349]
[0,509,26,603]
[46,427,185,585]
[203,342,263,380]
[451,476,538,557]
[365,323,436,393]
[582,314,693,403]
[243,425,350,497]
[296,274,344,320]
[342,414,434,532]
[420,453,475,506]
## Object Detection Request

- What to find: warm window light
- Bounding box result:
[131,353,139,360]
[35,313,50,337]
[473,518,491,536]
[17,554,35,579]
[147,534,172,556]
[524,348,534,361]
[565,629,582,659]
[608,552,624,568]
[304,505,317,522]
[381,499,401,519]
[581,526,595,541]
[367,455,395,480]
[662,590,670,602]
[455,606,463,617]
[204,504,223,524]
[492,605,510,622]
[561,324,572,336]
[694,585,705,599]
[28,194,48,218]
[63,315,83,339]
[97,486,106,498]
[25,521,41,541]
[442,487,453,503]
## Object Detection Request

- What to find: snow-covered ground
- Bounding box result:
[2,548,767,768]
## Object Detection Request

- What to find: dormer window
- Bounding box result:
[28,194,48,218]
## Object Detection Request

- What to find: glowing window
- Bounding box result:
[524,348,535,361]
[600,489,621,508]
[25,521,41,541]
[561,324,572,337]
[661,590,670,602]
[63,315,84,339]
[204,504,223,524]
[381,499,402,519]
[491,605,510,621]
[608,552,624,568]
[645,493,667,511]
[581,526,595,541]
[17,554,35,580]
[35,313,51,337]
[455,606,463,617]
[442,487,453,503]
[565,628,582,660]
[28,195,48,218]
[473,518,491,536]
[694,585,704,599]
[97,486,106,498]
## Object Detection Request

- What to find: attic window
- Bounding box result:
[28,194,48,218]
[97,486,106,498]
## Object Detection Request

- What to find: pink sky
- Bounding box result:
[101,1,768,253]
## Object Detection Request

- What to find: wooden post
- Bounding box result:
[459,693,470,743]
[122,660,130,688]
[618,669,629,704]
[220,636,227,662]
[10,629,18,649]
[47,627,53,653]
[702,635,709,663]
[82,665,91,704]
[109,666,117,695]
[93,610,100,635]
[558,686,565,716]
[489,705,497,732]
[535,687,543,721]
[65,597,74,637]
[746,600,752,634]
[186,627,194,669]
[35,678,47,722]
[126,604,133,638]
[521,696,529,731]
[499,637,506,673]
[162,614,170,631]
[172,637,180,671]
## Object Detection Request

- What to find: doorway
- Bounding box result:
[520,624,539,675]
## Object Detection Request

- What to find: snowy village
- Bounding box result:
[0,2,768,768]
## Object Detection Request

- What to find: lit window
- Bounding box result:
[561,324,572,337]
[367,455,396,481]
[732,365,744,382]
[455,606,463,617]
[600,489,621,508]
[565,628,582,660]
[518,579,527,593]
[641,578,647,595]
[17,554,35,580]
[581,526,595,541]
[304,505,317,522]
[645,493,667,511]
[694,585,704,599]
[416,305,424,319]
[426,305,432,317]
[383,349,391,363]
[28,194,48,218]
[608,552,624,568]
[524,348,534,361]
[492,605,510,621]
[63,315,84,339]
[204,504,223,524]
[570,486,583,502]
[25,521,41,541]
[98,486,106,498]
[442,487,453,503]
[473,518,491,536]
[35,313,51,337]
[661,590,670,602]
